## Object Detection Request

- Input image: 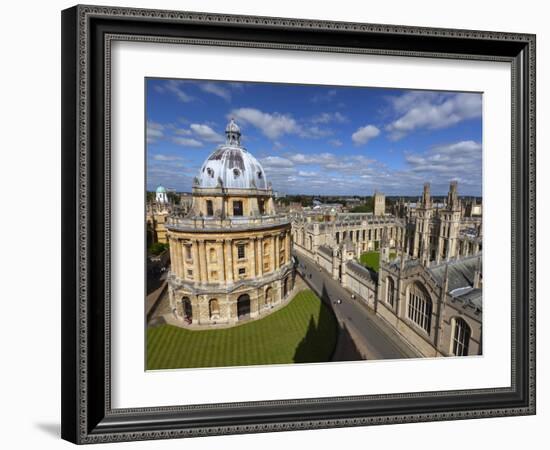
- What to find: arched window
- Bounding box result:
[451,317,471,356]
[386,277,395,307]
[407,282,432,334]
[209,299,220,319]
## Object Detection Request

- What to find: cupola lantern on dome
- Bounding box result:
[225,118,241,146]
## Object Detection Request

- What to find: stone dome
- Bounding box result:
[196,120,269,191]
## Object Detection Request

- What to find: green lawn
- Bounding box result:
[147,289,337,370]
[359,251,397,272]
[360,251,380,271]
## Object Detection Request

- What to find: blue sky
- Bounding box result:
[146,78,482,196]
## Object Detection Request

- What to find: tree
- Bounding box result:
[149,242,169,255]
[350,197,373,213]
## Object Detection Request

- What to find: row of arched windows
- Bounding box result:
[180,280,290,323]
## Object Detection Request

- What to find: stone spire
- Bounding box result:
[421,182,432,209]
[447,180,460,211]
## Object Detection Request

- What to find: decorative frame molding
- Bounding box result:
[61,4,536,444]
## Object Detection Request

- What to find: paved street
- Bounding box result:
[293,251,418,361]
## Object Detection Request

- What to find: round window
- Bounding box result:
[233,168,240,178]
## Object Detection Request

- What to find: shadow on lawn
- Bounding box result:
[293,282,362,363]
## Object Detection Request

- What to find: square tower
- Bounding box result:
[373,191,386,216]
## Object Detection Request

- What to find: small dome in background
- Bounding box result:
[156,185,167,194]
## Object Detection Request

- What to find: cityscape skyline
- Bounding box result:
[146,79,482,196]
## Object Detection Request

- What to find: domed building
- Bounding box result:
[166,119,295,326]
[155,185,168,203]
[146,184,170,245]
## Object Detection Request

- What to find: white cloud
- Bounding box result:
[171,137,203,147]
[228,108,344,141]
[386,92,482,140]
[189,123,224,142]
[298,170,318,177]
[351,125,380,145]
[259,156,295,168]
[229,108,300,139]
[147,121,164,144]
[288,152,336,165]
[328,139,343,147]
[311,112,348,124]
[401,140,482,193]
[199,82,232,101]
[299,125,333,139]
[174,128,192,136]
[152,154,183,161]
[164,80,194,103]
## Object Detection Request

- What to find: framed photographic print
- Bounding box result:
[61,4,536,444]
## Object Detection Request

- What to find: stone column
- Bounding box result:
[177,240,184,278]
[274,234,280,270]
[250,238,257,278]
[191,239,201,282]
[217,239,225,282]
[251,292,259,318]
[286,231,292,263]
[199,239,208,283]
[225,239,234,282]
[183,240,193,278]
[168,285,176,315]
[270,235,276,272]
[257,237,264,276]
[169,238,179,277]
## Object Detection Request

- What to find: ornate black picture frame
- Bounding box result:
[61,4,536,444]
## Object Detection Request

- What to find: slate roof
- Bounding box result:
[317,245,333,257]
[428,255,481,292]
[346,260,378,284]
[452,287,482,310]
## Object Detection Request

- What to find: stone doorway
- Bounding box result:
[182,297,192,323]
[237,294,251,319]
